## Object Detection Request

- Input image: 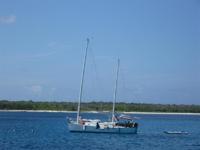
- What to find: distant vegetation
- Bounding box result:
[0,100,200,113]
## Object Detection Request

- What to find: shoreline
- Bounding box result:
[0,109,200,115]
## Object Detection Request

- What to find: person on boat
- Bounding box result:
[78,116,85,125]
[96,122,100,129]
[113,115,119,121]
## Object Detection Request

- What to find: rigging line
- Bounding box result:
[120,67,139,102]
[121,68,136,92]
[119,68,128,112]
[89,45,105,101]
[77,38,89,123]
[121,67,132,92]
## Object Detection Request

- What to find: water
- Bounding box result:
[0,112,200,150]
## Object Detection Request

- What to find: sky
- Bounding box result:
[0,0,199,104]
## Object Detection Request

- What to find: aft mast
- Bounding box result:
[112,58,120,123]
[77,38,90,123]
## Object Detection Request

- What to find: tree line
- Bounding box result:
[0,100,200,113]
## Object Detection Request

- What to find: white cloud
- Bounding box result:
[47,42,57,48]
[0,15,16,24]
[32,51,56,58]
[29,85,43,94]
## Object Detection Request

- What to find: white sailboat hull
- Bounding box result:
[68,123,138,134]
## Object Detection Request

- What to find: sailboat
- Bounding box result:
[67,39,138,134]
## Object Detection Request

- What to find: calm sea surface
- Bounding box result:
[0,112,200,150]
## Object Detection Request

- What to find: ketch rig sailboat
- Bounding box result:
[67,39,138,133]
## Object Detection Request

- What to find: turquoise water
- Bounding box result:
[0,112,200,150]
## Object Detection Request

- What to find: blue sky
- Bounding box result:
[0,0,199,104]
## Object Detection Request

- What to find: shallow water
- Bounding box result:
[0,112,200,150]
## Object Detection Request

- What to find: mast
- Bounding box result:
[77,38,89,123]
[112,58,120,123]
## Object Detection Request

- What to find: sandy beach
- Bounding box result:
[1,109,200,115]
